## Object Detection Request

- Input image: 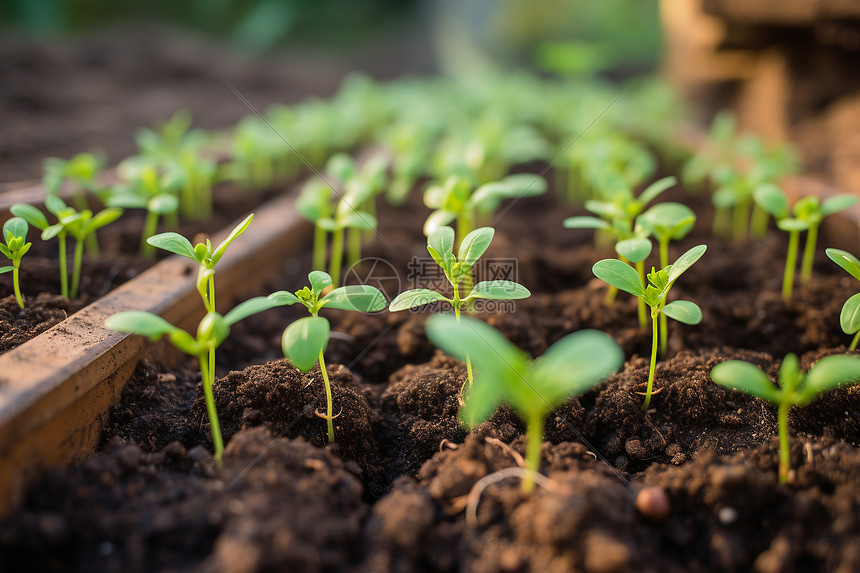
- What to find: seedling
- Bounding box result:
[12,197,123,299]
[107,160,183,257]
[711,353,860,483]
[296,180,335,271]
[425,314,622,492]
[389,226,530,392]
[593,245,706,409]
[268,271,385,442]
[0,217,31,308]
[147,214,254,313]
[754,185,858,299]
[682,111,737,193]
[423,173,547,242]
[106,296,283,466]
[825,248,860,350]
[43,152,106,253]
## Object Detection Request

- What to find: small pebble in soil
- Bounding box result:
[718,506,739,525]
[635,486,671,522]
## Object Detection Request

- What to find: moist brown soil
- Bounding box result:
[2,176,859,572]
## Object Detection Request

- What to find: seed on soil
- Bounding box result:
[635,486,671,521]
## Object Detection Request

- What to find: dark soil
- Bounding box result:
[3,171,860,572]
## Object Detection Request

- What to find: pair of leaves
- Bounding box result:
[826,249,860,335]
[147,214,254,269]
[425,315,623,426]
[711,353,860,407]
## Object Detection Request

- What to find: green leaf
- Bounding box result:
[662,300,702,325]
[42,224,64,240]
[10,204,49,230]
[44,195,67,216]
[340,210,377,231]
[710,361,780,403]
[3,217,28,242]
[639,202,695,240]
[147,233,196,259]
[425,314,529,425]
[105,311,181,341]
[0,266,14,274]
[563,216,609,230]
[88,208,123,232]
[458,227,494,269]
[592,259,644,297]
[267,291,302,306]
[466,280,530,301]
[821,194,859,217]
[615,238,652,263]
[803,355,860,399]
[777,218,809,232]
[212,213,253,265]
[840,293,860,335]
[638,176,676,206]
[666,244,707,284]
[753,184,789,219]
[224,296,284,326]
[528,329,623,407]
[282,316,330,372]
[826,248,860,282]
[584,200,621,220]
[148,194,179,215]
[308,271,333,295]
[712,186,739,209]
[424,209,457,236]
[322,285,386,312]
[428,226,455,259]
[389,289,449,311]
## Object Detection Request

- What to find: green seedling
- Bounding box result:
[638,202,696,352]
[593,245,706,409]
[147,214,254,313]
[682,111,737,193]
[711,353,860,483]
[0,217,32,308]
[268,271,385,442]
[711,169,756,241]
[425,314,622,493]
[754,186,858,299]
[106,296,283,467]
[12,197,123,299]
[423,173,547,242]
[825,248,860,350]
[389,226,530,394]
[43,152,106,254]
[296,180,336,272]
[107,160,183,257]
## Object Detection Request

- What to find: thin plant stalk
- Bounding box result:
[319,351,335,443]
[732,198,750,241]
[199,347,224,467]
[329,228,344,288]
[141,211,159,257]
[800,223,819,285]
[643,310,659,411]
[522,415,543,493]
[782,230,800,301]
[453,285,474,393]
[777,401,789,484]
[58,235,69,298]
[12,267,23,309]
[712,207,731,238]
[636,261,647,330]
[312,225,327,271]
[750,203,769,238]
[347,227,361,269]
[851,331,860,352]
[71,239,84,299]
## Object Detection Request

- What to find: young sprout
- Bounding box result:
[711,353,860,483]
[754,185,858,299]
[106,296,283,467]
[425,314,622,492]
[12,197,123,299]
[423,173,547,242]
[825,248,860,350]
[268,271,385,442]
[638,202,697,353]
[107,161,183,257]
[0,217,31,308]
[146,214,254,313]
[389,226,531,393]
[43,152,106,254]
[593,245,706,409]
[614,234,652,330]
[296,180,335,272]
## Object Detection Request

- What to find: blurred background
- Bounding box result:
[1,0,859,192]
